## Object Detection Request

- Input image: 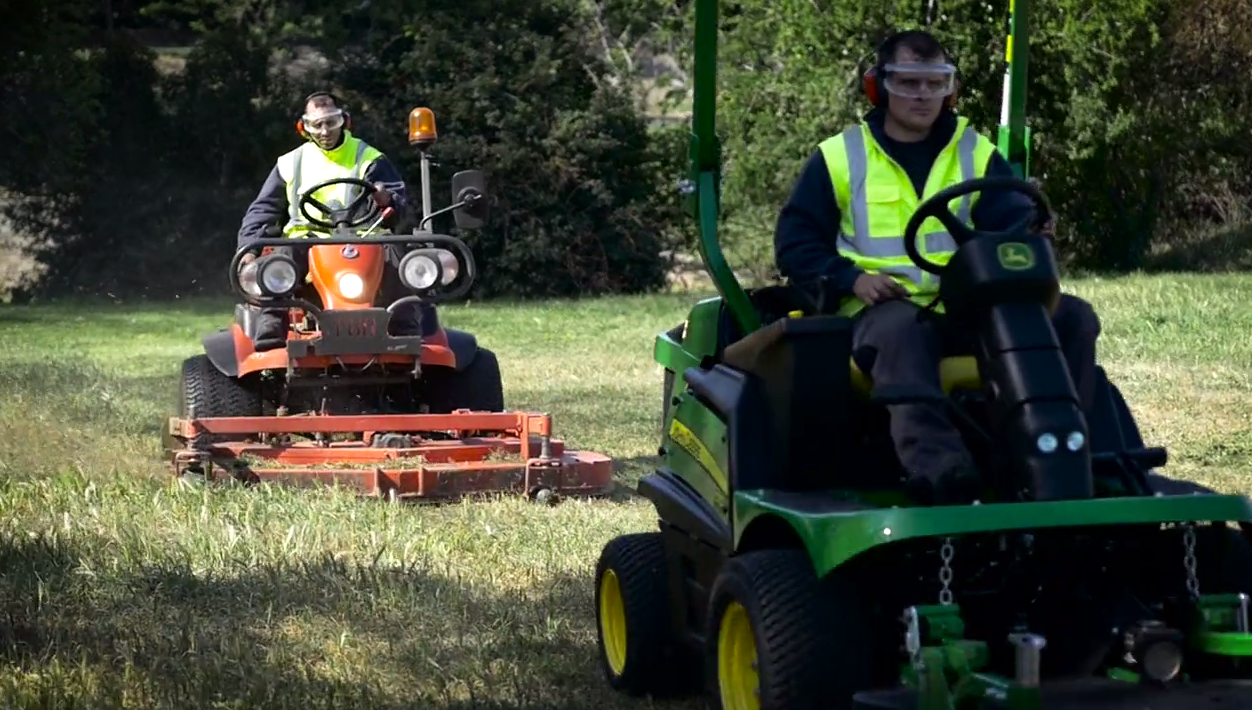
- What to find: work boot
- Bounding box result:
[252,309,288,352]
[388,304,423,337]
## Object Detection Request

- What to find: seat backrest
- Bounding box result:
[722,315,855,491]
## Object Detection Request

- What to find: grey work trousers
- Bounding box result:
[853,294,1101,484]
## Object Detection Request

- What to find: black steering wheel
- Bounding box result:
[903,176,1051,275]
[297,177,383,230]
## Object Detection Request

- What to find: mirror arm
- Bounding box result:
[416,197,471,232]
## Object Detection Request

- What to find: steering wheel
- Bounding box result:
[297,177,383,230]
[903,176,1051,275]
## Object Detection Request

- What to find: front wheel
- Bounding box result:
[595,532,698,698]
[178,354,263,448]
[704,549,884,710]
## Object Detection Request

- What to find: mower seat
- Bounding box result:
[848,355,983,398]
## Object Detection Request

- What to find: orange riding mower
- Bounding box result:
[165,169,613,503]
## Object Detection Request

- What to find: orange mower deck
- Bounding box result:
[166,410,615,501]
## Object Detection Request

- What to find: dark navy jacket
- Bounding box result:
[774,107,1036,298]
[237,137,409,247]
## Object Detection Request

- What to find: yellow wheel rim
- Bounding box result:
[717,600,761,710]
[599,569,628,676]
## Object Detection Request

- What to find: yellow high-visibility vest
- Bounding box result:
[275,130,384,238]
[818,116,998,316]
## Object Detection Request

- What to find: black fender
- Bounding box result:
[202,328,240,377]
[443,327,479,372]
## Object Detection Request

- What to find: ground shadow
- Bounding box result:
[1139,222,1252,273]
[0,532,702,710]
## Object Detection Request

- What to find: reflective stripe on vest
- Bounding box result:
[275,133,380,238]
[819,118,996,316]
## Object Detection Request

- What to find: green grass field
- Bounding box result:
[2,274,1252,709]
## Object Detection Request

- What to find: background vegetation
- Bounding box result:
[3,0,1250,297]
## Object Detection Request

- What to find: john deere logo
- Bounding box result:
[997,242,1036,270]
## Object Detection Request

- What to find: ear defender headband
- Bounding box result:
[295,91,353,140]
[861,31,961,110]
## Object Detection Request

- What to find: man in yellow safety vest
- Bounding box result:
[773,30,1102,504]
[236,91,418,351]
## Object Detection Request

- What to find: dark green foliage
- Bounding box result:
[311,0,686,297]
[1,0,1250,301]
[2,0,686,300]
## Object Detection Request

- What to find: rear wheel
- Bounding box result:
[595,532,697,697]
[705,549,884,710]
[420,347,505,413]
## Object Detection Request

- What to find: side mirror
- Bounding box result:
[451,169,488,230]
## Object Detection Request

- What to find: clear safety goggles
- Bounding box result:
[302,109,345,133]
[882,63,957,99]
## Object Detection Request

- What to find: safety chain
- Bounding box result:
[1183,523,1200,602]
[939,537,955,606]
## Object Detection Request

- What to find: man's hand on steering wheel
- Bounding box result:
[372,182,393,208]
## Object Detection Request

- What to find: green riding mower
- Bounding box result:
[591,1,1252,708]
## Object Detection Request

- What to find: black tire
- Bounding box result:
[595,532,697,698]
[178,354,263,448]
[1194,523,1252,591]
[704,549,883,710]
[420,347,506,413]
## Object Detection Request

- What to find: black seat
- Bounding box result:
[685,310,856,492]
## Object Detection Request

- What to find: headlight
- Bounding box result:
[257,255,299,296]
[337,272,365,300]
[239,261,261,297]
[399,248,460,291]
[400,253,439,290]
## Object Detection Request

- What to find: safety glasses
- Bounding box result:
[882,62,957,99]
[303,109,345,133]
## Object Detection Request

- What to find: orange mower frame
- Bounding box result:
[165,115,613,502]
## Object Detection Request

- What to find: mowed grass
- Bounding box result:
[1,274,1252,709]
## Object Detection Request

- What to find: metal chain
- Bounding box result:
[1183,523,1200,601]
[939,537,955,606]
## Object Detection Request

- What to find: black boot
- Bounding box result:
[253,308,288,352]
[388,304,423,337]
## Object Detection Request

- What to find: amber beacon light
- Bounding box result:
[408,108,437,147]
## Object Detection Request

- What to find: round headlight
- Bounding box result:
[400,252,440,290]
[337,272,365,299]
[258,256,298,296]
[239,261,261,297]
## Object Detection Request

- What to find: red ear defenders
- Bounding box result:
[295,91,352,139]
[861,31,961,110]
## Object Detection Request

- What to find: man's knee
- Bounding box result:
[1054,293,1101,340]
[854,300,943,382]
[855,300,938,349]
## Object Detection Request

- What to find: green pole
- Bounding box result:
[687,0,760,335]
[995,0,1032,178]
